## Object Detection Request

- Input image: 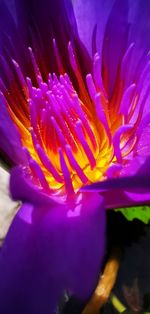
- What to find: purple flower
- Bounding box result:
[0,0,150,313]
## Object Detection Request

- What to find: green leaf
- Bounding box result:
[115,205,150,224]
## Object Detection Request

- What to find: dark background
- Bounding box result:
[60,211,150,314]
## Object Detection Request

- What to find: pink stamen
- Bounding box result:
[95,93,111,144]
[93,53,105,94]
[53,38,64,73]
[65,145,88,184]
[119,83,136,120]
[76,120,96,169]
[26,77,33,98]
[12,59,26,88]
[29,99,37,130]
[23,147,50,191]
[51,116,67,147]
[59,74,73,92]
[113,125,133,163]
[36,144,63,183]
[59,148,74,196]
[28,47,41,79]
[86,73,97,101]
[39,81,48,95]
[68,42,91,104]
[68,41,78,72]
[47,92,77,151]
[73,94,97,150]
[29,158,50,191]
[29,99,43,147]
[121,42,135,78]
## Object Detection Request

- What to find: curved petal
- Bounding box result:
[0,0,17,52]
[0,0,28,73]
[0,193,106,313]
[14,0,78,39]
[103,0,150,95]
[10,166,57,206]
[101,189,150,209]
[73,0,115,55]
[127,0,150,74]
[0,0,91,96]
[74,0,150,95]
[13,0,92,78]
[134,124,150,159]
[0,95,26,166]
[102,0,129,95]
[81,150,150,187]
[81,152,150,209]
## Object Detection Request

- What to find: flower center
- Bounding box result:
[7,54,112,196]
[1,40,145,198]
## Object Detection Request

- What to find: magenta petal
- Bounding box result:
[0,192,105,313]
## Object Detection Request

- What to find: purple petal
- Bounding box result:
[81,154,150,209]
[10,166,57,206]
[81,154,150,192]
[81,173,150,193]
[13,0,83,74]
[73,0,115,56]
[127,0,150,77]
[135,124,150,158]
[102,189,150,209]
[0,0,91,88]
[0,95,26,165]
[102,0,129,95]
[0,1,17,52]
[74,0,150,95]
[0,192,105,313]
[0,1,28,75]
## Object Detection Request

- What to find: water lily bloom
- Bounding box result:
[0,0,150,313]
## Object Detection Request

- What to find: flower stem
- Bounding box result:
[82,247,121,314]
